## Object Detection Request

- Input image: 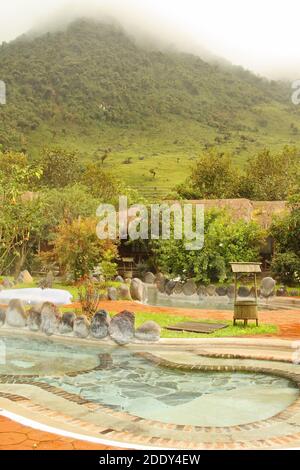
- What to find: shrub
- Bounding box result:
[49,217,118,281]
[271,252,300,285]
[152,209,264,283]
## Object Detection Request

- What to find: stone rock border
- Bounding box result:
[0,299,161,345]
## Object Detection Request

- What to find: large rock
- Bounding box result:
[135,321,161,342]
[91,310,111,339]
[238,286,251,298]
[0,308,6,327]
[183,280,197,296]
[206,285,216,297]
[165,280,176,296]
[59,312,76,334]
[155,273,167,293]
[260,277,276,299]
[40,302,61,336]
[197,285,207,297]
[227,284,235,299]
[107,287,117,301]
[17,270,33,284]
[74,315,90,338]
[115,275,124,283]
[144,272,155,284]
[117,284,131,300]
[6,299,27,328]
[108,310,135,345]
[216,286,228,296]
[173,282,183,295]
[27,306,42,331]
[130,278,145,302]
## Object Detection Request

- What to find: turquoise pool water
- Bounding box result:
[0,335,298,426]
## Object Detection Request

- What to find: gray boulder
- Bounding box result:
[260,277,276,299]
[27,306,42,331]
[155,273,167,293]
[91,310,111,339]
[107,287,117,301]
[115,275,124,283]
[238,286,251,298]
[40,302,61,336]
[135,321,161,342]
[6,299,27,328]
[227,284,235,299]
[197,285,206,297]
[165,280,176,296]
[74,315,90,338]
[183,279,197,296]
[59,312,76,334]
[130,278,145,301]
[0,308,6,327]
[206,285,216,296]
[108,310,135,345]
[117,284,131,300]
[144,272,155,284]
[290,289,299,297]
[173,282,183,294]
[216,286,228,296]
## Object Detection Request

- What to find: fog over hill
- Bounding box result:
[1,0,300,80]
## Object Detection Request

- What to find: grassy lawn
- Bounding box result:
[109,311,278,339]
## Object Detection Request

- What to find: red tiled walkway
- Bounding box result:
[0,415,123,450]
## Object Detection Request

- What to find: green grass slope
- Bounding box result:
[1,19,300,196]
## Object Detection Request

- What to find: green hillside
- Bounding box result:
[1,19,300,197]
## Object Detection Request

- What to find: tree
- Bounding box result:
[176,150,241,199]
[270,197,300,284]
[49,217,118,281]
[152,209,264,284]
[240,147,300,201]
[39,148,81,188]
[149,169,156,179]
[0,151,44,275]
[38,184,99,241]
[81,163,123,203]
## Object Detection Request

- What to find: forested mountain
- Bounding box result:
[0,19,299,194]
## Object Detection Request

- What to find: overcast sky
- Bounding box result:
[0,0,299,79]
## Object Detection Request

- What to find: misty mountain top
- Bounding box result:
[0,18,299,196]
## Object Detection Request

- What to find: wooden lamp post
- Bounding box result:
[230,262,262,327]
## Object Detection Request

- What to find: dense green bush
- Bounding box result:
[270,198,300,285]
[152,209,264,283]
[271,252,300,285]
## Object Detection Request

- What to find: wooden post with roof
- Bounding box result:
[230,262,262,327]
